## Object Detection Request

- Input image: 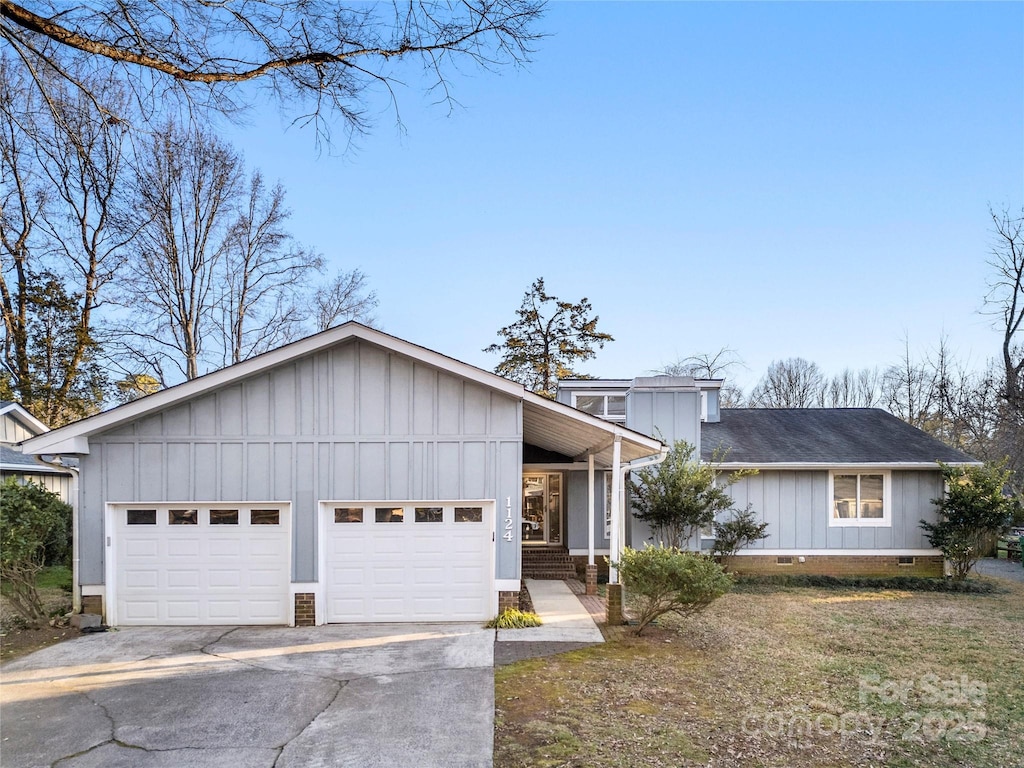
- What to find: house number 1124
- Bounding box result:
[503,496,514,541]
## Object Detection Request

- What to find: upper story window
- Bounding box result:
[829,471,891,527]
[573,393,626,422]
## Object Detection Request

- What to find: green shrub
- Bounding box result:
[712,507,769,569]
[486,608,543,629]
[733,573,1004,594]
[922,462,1015,580]
[614,545,732,635]
[0,479,73,627]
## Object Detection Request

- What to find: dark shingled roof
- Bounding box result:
[700,408,977,465]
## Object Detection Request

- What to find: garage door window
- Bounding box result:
[376,507,404,523]
[250,509,280,525]
[127,509,156,525]
[210,509,239,525]
[169,509,198,525]
[415,507,443,523]
[455,507,483,523]
[335,507,363,523]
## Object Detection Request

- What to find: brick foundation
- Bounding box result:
[498,590,520,613]
[570,555,609,582]
[606,583,623,625]
[728,555,944,578]
[81,595,103,617]
[294,592,316,627]
[585,564,598,596]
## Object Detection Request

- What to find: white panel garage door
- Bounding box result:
[109,504,291,626]
[323,502,493,622]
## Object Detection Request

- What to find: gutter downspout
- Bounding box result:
[39,456,81,614]
[609,444,669,583]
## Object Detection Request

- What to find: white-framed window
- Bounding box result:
[573,393,626,423]
[828,470,891,527]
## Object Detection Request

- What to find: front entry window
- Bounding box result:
[522,473,562,544]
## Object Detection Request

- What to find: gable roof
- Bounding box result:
[21,322,662,467]
[0,401,49,436]
[701,408,978,467]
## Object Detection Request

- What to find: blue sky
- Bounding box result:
[222,1,1024,392]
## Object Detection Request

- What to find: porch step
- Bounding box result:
[522,547,577,580]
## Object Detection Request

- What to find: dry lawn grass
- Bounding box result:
[494,580,1024,768]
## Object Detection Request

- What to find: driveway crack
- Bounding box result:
[272,678,347,765]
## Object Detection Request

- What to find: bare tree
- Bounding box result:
[986,207,1024,412]
[124,121,243,382]
[654,348,745,407]
[748,358,825,408]
[313,268,378,331]
[0,1,544,143]
[881,339,936,429]
[217,172,323,365]
[0,55,133,423]
[823,367,881,408]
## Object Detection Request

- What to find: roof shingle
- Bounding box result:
[700,409,977,465]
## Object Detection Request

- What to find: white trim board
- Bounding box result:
[716,462,980,470]
[730,549,941,557]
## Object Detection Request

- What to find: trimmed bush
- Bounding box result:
[614,545,732,635]
[487,608,543,629]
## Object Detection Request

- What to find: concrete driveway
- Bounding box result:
[0,624,494,768]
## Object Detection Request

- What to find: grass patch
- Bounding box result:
[35,566,73,592]
[494,582,1024,767]
[487,608,543,629]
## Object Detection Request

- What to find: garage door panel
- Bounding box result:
[371,536,405,555]
[124,601,159,621]
[124,539,159,558]
[165,569,201,589]
[208,570,242,588]
[113,504,290,626]
[372,567,405,586]
[324,502,492,623]
[166,539,202,558]
[248,539,283,557]
[412,566,444,584]
[124,569,160,589]
[166,600,201,620]
[208,601,243,620]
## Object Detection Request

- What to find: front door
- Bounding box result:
[522,473,561,544]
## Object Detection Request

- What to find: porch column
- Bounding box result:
[587,454,595,566]
[608,435,623,583]
[586,453,597,595]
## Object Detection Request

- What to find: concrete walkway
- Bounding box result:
[496,579,604,644]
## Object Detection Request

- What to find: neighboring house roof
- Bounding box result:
[21,322,663,467]
[0,444,69,475]
[701,408,978,467]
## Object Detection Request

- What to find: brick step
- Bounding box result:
[522,556,575,564]
[523,570,578,580]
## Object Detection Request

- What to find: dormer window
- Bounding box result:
[572,393,626,422]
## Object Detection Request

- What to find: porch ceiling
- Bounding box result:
[522,395,663,467]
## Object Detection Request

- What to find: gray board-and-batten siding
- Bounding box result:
[78,339,523,584]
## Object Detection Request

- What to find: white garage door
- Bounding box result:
[322,501,493,622]
[108,504,291,626]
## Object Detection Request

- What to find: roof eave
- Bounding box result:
[713,461,983,470]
